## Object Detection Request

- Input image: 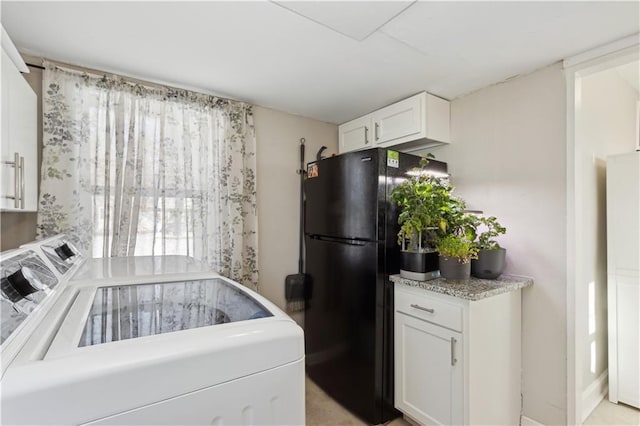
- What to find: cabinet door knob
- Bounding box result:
[364,126,369,144]
[375,122,380,141]
[410,303,434,313]
[451,337,457,366]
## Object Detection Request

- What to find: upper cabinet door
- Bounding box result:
[1,48,38,212]
[338,115,373,154]
[373,94,423,146]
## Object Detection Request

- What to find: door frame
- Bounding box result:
[564,34,639,425]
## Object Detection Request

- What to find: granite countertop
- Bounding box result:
[390,274,533,301]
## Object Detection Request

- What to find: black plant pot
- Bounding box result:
[400,251,439,281]
[471,248,506,280]
[439,256,471,280]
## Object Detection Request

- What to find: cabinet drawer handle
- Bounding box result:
[3,152,20,208]
[364,126,369,144]
[375,122,380,141]
[451,337,457,366]
[410,303,434,313]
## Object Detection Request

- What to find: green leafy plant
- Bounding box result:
[390,155,467,252]
[474,216,506,250]
[436,234,479,264]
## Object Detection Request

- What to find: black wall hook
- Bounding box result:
[316,146,327,161]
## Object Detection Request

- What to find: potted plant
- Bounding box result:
[471,216,507,279]
[390,155,465,280]
[436,234,479,280]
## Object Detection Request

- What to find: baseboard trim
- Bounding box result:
[581,370,609,423]
[521,415,545,426]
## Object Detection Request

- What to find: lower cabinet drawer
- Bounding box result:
[395,287,463,332]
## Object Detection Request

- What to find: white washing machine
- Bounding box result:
[1,237,305,425]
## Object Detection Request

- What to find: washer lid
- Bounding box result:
[78,278,273,347]
[70,255,209,282]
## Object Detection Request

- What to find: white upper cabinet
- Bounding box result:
[338,114,373,153]
[338,92,450,154]
[1,39,38,211]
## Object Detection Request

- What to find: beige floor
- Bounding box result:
[584,397,640,426]
[306,376,411,426]
[306,376,640,426]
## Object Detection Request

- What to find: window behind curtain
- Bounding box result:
[37,63,259,290]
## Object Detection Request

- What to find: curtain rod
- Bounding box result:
[26,62,45,70]
[25,58,240,102]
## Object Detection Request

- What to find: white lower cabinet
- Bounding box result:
[394,284,522,425]
[395,313,463,425]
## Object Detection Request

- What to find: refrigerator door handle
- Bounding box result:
[308,235,369,246]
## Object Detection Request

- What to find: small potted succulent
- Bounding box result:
[471,216,507,279]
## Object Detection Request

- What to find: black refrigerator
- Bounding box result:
[304,148,447,424]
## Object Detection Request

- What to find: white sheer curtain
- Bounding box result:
[37,63,258,290]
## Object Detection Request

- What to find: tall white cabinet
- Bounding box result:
[1,37,38,212]
[607,151,640,409]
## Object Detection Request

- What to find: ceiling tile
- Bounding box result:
[2,1,638,124]
[272,0,415,41]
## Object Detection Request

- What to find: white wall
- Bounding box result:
[419,63,568,425]
[254,106,338,325]
[575,62,639,421]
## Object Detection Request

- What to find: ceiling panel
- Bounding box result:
[2,1,638,124]
[381,1,640,95]
[272,1,415,41]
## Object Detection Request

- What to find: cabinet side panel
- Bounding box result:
[468,291,522,424]
[425,94,450,143]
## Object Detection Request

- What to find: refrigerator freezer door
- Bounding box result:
[305,149,383,241]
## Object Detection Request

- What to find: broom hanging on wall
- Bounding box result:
[285,138,307,313]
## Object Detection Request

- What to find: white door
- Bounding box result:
[395,312,463,425]
[373,94,422,145]
[338,115,373,153]
[607,152,640,408]
[1,49,37,211]
[616,275,640,408]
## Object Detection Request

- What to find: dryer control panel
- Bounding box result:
[20,235,85,280]
[0,249,59,345]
